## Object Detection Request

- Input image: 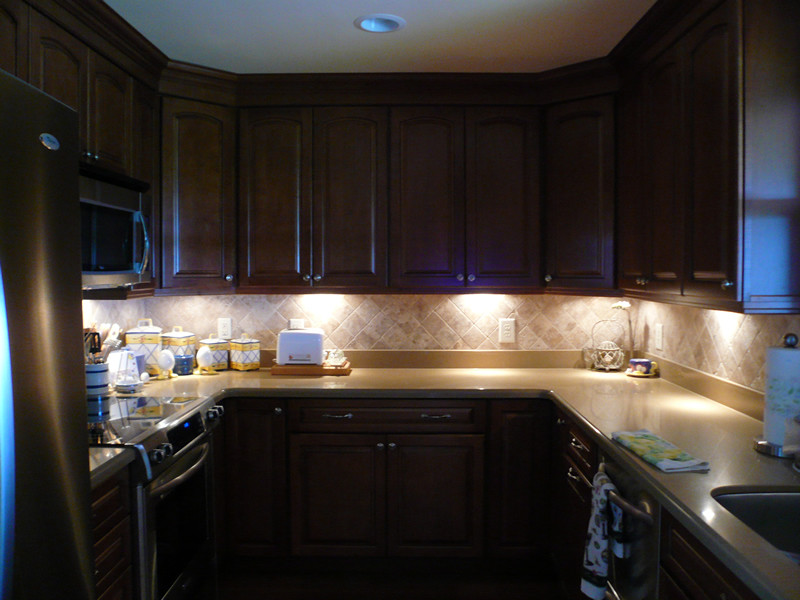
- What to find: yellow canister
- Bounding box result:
[230,335,260,371]
[124,318,162,376]
[198,335,229,370]
[161,325,197,358]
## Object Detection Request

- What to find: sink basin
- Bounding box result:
[711,487,800,561]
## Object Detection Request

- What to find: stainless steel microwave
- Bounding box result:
[80,175,150,289]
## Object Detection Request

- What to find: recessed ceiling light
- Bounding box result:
[354,14,406,33]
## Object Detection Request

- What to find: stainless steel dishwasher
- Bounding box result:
[599,455,660,600]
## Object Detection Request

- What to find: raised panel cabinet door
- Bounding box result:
[87,51,131,174]
[224,398,288,557]
[682,2,738,301]
[312,107,388,288]
[486,400,550,558]
[390,106,466,288]
[386,434,484,557]
[161,97,236,291]
[290,433,387,556]
[29,9,88,147]
[616,77,650,292]
[0,0,28,80]
[238,107,312,288]
[644,44,685,295]
[544,95,615,289]
[465,107,541,288]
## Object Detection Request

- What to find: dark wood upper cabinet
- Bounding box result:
[544,95,615,290]
[0,0,28,80]
[29,8,88,142]
[238,107,312,289]
[391,106,541,290]
[312,107,388,288]
[390,106,466,288]
[466,107,541,288]
[618,0,800,312]
[161,96,236,292]
[681,3,738,302]
[238,106,388,290]
[86,50,131,174]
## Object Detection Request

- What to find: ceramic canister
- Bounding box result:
[161,325,196,358]
[198,335,229,370]
[230,335,260,371]
[124,318,162,376]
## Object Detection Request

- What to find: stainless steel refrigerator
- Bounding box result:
[0,69,95,599]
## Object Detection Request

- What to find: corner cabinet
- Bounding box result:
[161,96,237,292]
[390,106,541,290]
[220,398,288,557]
[618,0,800,313]
[543,96,615,290]
[0,0,28,79]
[237,106,388,290]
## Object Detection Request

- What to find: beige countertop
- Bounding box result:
[97,366,799,599]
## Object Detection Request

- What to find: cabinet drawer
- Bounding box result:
[554,409,596,479]
[290,399,485,432]
[91,473,130,542]
[94,516,131,597]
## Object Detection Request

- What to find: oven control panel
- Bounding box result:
[167,411,206,455]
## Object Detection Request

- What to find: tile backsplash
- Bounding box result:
[83,294,800,393]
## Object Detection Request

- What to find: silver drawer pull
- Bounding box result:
[570,437,589,453]
[420,413,452,420]
[321,412,354,419]
[566,466,580,483]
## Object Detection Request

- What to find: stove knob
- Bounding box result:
[206,406,224,421]
[148,447,166,464]
[159,443,174,457]
[213,404,225,417]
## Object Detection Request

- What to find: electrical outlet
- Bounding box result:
[289,318,305,330]
[654,323,664,352]
[499,318,516,344]
[217,317,233,340]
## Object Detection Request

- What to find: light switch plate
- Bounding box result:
[499,318,516,344]
[654,323,664,351]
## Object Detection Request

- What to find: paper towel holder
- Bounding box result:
[754,333,799,458]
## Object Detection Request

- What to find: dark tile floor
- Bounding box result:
[218,558,564,600]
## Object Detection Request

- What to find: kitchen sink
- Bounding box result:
[711,486,800,562]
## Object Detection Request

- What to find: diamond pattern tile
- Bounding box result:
[83,294,800,393]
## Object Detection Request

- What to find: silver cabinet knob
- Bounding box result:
[274,407,282,415]
[388,442,397,449]
[313,274,322,282]
[302,274,311,282]
[456,274,464,282]
[635,277,649,286]
[224,274,234,282]
[721,280,735,290]
[467,274,476,282]
[544,274,553,283]
[377,443,384,449]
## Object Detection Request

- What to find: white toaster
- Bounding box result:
[276,328,325,365]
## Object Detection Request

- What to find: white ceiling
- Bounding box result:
[103,0,657,74]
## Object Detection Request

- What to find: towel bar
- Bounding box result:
[600,462,655,527]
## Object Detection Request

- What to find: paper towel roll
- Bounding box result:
[764,345,800,446]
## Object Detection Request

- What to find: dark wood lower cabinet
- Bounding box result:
[289,432,484,557]
[91,470,133,600]
[660,510,759,600]
[486,399,551,558]
[221,397,288,557]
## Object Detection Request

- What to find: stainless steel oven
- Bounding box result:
[142,432,217,600]
[600,457,659,600]
[90,396,223,600]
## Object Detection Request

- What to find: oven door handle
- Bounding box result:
[604,581,622,600]
[149,443,209,499]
